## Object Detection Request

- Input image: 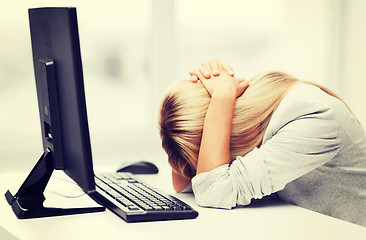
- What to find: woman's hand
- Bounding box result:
[189,58,235,83]
[189,70,249,99]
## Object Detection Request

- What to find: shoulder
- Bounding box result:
[263,83,341,143]
[276,83,339,120]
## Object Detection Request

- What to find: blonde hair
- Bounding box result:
[159,71,340,179]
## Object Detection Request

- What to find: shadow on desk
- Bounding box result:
[0,225,19,240]
[239,194,285,209]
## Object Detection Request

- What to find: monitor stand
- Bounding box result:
[5,151,105,219]
[5,58,105,219]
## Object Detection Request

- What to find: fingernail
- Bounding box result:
[229,70,234,76]
[213,70,219,76]
[204,72,211,78]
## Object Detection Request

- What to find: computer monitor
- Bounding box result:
[5,7,105,219]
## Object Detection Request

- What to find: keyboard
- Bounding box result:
[92,172,198,222]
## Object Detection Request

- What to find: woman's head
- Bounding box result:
[159,71,299,179]
[159,80,210,179]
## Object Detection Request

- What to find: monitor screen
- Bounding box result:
[29,7,95,193]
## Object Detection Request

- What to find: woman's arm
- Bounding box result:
[192,72,249,174]
[196,86,237,174]
[192,84,343,209]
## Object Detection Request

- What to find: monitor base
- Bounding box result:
[4,151,105,219]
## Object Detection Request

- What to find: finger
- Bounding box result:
[241,80,250,89]
[190,74,198,83]
[222,62,235,76]
[199,61,211,79]
[190,70,212,96]
[237,78,245,83]
[235,81,250,98]
[189,68,207,82]
[209,58,222,76]
[189,70,206,81]
[238,81,250,96]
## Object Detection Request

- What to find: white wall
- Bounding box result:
[341,0,366,126]
[1,0,365,172]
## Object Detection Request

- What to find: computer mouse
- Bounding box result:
[116,160,159,174]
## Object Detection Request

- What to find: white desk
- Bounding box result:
[1,165,365,240]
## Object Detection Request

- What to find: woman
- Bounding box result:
[159,59,366,226]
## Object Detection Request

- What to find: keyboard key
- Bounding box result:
[142,206,154,211]
[161,206,171,211]
[152,206,164,211]
[106,189,122,199]
[128,206,140,211]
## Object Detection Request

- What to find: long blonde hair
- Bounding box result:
[159,71,340,179]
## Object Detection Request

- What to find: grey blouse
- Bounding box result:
[191,83,366,226]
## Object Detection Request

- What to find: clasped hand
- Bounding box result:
[189,58,249,98]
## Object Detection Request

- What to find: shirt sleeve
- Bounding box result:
[191,106,342,209]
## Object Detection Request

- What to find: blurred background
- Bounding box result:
[1,0,365,172]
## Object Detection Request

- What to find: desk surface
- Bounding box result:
[1,164,365,240]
